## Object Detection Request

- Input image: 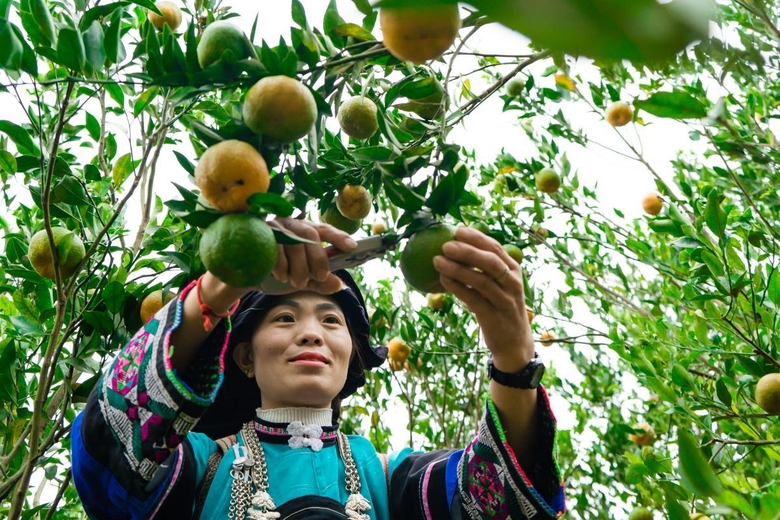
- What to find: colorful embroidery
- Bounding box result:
[97,281,229,481]
[466,458,507,518]
[111,332,148,396]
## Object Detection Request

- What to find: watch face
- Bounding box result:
[529,364,545,387]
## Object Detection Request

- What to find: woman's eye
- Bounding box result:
[275,314,294,322]
[324,315,342,324]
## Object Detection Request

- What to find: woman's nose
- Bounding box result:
[298,334,323,346]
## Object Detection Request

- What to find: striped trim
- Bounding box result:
[148,444,184,520]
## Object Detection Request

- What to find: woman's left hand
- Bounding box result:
[433,227,535,369]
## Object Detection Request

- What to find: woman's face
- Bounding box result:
[242,291,354,410]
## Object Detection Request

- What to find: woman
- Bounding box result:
[71,218,567,519]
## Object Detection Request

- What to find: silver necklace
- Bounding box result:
[228,421,372,520]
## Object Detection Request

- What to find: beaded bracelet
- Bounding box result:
[196,274,240,331]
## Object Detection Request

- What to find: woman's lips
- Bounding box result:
[290,352,328,365]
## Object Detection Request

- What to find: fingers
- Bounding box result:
[439,274,492,315]
[433,254,512,307]
[267,218,358,289]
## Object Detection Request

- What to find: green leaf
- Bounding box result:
[678,428,723,498]
[102,281,126,313]
[715,378,732,408]
[383,178,425,212]
[82,20,106,70]
[112,153,139,187]
[10,315,44,335]
[104,7,125,64]
[52,176,92,206]
[85,112,101,142]
[634,91,709,119]
[173,151,195,176]
[0,150,17,175]
[701,249,724,277]
[0,20,24,71]
[768,268,780,304]
[104,82,125,107]
[333,23,375,41]
[134,86,160,117]
[0,339,17,403]
[292,0,308,27]
[56,26,87,72]
[247,192,295,218]
[665,493,689,520]
[704,190,727,239]
[29,0,57,46]
[323,0,346,41]
[0,120,39,155]
[352,146,394,161]
[272,228,319,245]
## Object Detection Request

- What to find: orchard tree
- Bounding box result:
[0,0,774,519]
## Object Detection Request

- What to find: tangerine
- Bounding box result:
[195,140,270,213]
[243,75,317,143]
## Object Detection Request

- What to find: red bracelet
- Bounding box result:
[196,274,240,331]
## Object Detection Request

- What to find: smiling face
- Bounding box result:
[233,291,355,410]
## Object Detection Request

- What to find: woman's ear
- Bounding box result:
[233,342,254,378]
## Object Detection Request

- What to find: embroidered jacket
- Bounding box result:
[71,283,567,519]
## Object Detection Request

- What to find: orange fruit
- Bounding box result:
[371,222,387,235]
[148,1,182,31]
[629,422,656,446]
[321,200,361,235]
[540,331,555,346]
[642,192,664,216]
[336,184,372,220]
[756,373,780,414]
[427,293,446,311]
[195,140,270,213]
[526,309,535,324]
[197,21,253,69]
[140,289,176,323]
[337,96,379,139]
[503,243,524,264]
[243,75,318,143]
[380,5,461,63]
[28,227,86,280]
[628,507,653,520]
[535,168,561,194]
[387,337,411,364]
[400,223,456,293]
[606,101,633,127]
[506,78,526,97]
[199,214,278,288]
[388,358,404,372]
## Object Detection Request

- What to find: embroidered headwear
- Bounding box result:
[194,270,386,439]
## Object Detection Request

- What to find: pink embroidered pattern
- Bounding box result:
[111,332,149,396]
[467,458,508,519]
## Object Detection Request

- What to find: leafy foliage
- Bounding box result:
[0,0,779,519]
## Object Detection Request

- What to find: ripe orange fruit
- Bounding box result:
[503,243,524,264]
[28,227,86,280]
[427,293,446,311]
[606,101,633,127]
[628,507,653,520]
[400,223,456,293]
[140,289,176,323]
[387,337,411,364]
[756,373,780,414]
[337,96,379,139]
[540,331,555,346]
[642,192,663,216]
[380,5,461,64]
[199,214,278,288]
[388,358,404,372]
[371,222,387,235]
[197,21,253,69]
[526,309,535,324]
[535,168,561,194]
[321,200,361,235]
[148,1,182,31]
[195,140,270,213]
[243,75,318,143]
[629,422,656,446]
[336,184,372,220]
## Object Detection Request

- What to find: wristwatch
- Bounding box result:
[487,353,545,389]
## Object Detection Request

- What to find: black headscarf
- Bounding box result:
[193,270,386,439]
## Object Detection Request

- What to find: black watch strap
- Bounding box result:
[487,353,545,389]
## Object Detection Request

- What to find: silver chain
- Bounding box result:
[228,421,371,520]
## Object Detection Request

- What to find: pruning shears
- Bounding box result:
[259,231,405,293]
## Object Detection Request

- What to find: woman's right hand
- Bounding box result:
[257,217,358,295]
